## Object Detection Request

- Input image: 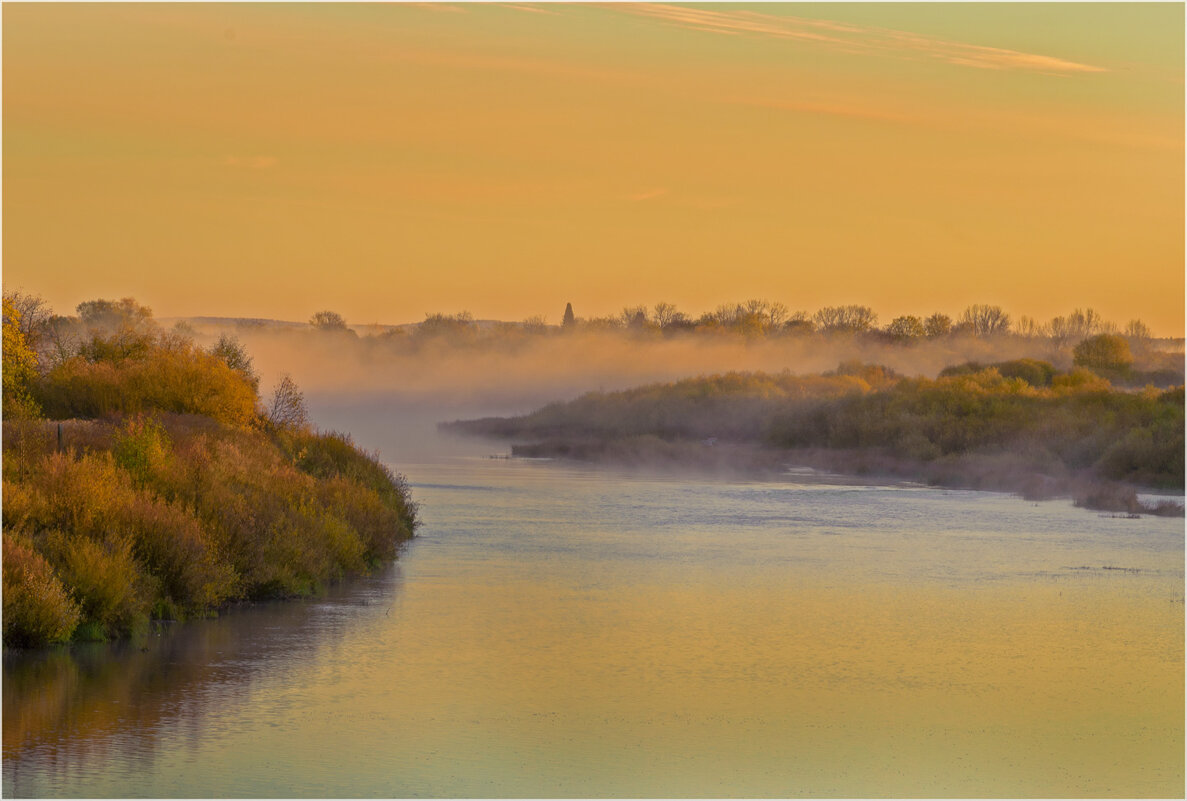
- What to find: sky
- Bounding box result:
[3,3,1183,333]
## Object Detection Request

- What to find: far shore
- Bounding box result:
[501,436,1185,517]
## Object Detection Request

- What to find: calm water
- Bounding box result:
[3,422,1184,797]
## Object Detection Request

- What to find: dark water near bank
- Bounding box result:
[3,411,1183,797]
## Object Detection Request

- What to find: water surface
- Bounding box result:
[4,423,1183,797]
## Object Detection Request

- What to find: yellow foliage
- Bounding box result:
[2,532,80,645]
[2,298,42,419]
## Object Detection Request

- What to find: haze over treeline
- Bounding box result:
[8,292,1181,418]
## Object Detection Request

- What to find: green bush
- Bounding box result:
[113,416,171,485]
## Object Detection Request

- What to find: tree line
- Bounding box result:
[296,299,1162,347]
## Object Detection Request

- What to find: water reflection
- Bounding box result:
[3,565,404,796]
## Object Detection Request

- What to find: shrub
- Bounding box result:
[1052,368,1111,393]
[121,493,237,610]
[37,347,259,426]
[113,416,171,485]
[2,533,80,646]
[1074,334,1133,372]
[209,334,259,392]
[38,530,150,639]
[993,359,1056,387]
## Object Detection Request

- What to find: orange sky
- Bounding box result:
[3,3,1183,333]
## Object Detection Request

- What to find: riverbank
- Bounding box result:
[506,437,1183,516]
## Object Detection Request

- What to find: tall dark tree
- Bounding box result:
[562,302,575,328]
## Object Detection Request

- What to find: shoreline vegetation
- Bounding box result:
[2,294,418,649]
[443,362,1185,518]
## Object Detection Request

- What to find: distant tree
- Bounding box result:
[77,297,153,331]
[583,316,623,332]
[2,290,53,346]
[210,334,259,391]
[417,312,477,338]
[959,304,1011,336]
[923,313,952,338]
[620,306,649,329]
[40,316,81,369]
[742,299,788,330]
[813,305,877,334]
[2,298,42,419]
[266,374,309,430]
[694,311,721,330]
[1124,319,1152,341]
[562,302,575,328]
[886,315,925,340]
[812,306,844,332]
[521,314,548,334]
[1015,316,1045,338]
[1048,316,1070,344]
[651,302,693,333]
[652,302,680,328]
[1050,308,1110,345]
[75,297,158,363]
[783,312,815,335]
[310,310,348,330]
[710,303,741,327]
[1074,334,1133,372]
[1070,308,1110,335]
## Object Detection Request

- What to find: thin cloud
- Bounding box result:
[619,4,1107,75]
[501,3,563,16]
[627,187,669,202]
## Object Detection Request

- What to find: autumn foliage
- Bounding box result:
[2,296,417,647]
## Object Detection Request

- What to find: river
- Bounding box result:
[3,402,1183,797]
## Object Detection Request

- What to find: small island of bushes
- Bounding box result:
[2,294,418,648]
[445,359,1184,516]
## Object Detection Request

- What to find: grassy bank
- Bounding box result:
[445,362,1184,515]
[2,296,417,648]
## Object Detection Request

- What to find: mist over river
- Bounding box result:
[3,397,1183,797]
